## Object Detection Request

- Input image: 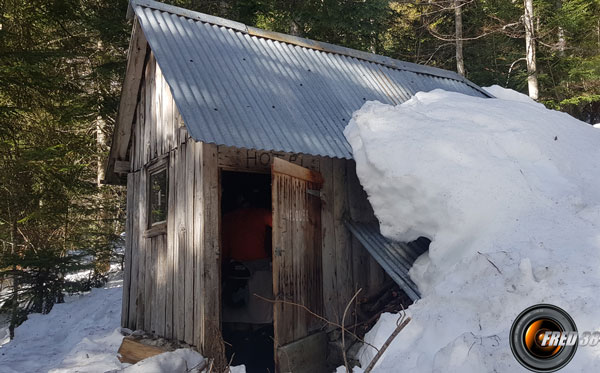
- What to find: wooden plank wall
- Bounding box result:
[320,158,387,326]
[122,53,221,357]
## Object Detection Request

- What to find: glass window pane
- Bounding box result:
[149,169,167,225]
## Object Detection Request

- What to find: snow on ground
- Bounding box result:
[0,268,223,373]
[0,271,124,373]
[344,87,600,372]
[121,349,205,373]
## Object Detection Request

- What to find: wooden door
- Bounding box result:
[272,157,324,365]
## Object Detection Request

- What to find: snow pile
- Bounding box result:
[344,87,600,371]
[121,349,205,373]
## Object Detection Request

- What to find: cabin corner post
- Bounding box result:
[121,172,135,328]
[194,142,223,364]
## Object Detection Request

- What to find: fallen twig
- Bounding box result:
[253,293,379,353]
[477,251,502,275]
[342,288,363,372]
[364,314,411,373]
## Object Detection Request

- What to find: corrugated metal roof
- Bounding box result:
[345,220,429,301]
[132,0,490,159]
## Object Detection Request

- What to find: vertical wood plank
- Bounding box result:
[145,236,154,334]
[320,158,338,324]
[136,170,147,330]
[163,74,173,154]
[272,158,323,352]
[143,58,152,165]
[193,141,204,349]
[199,143,221,359]
[147,55,156,162]
[157,235,167,336]
[155,65,163,157]
[165,150,175,339]
[332,158,353,324]
[175,143,186,341]
[128,172,139,328]
[122,172,134,328]
[184,139,195,345]
[136,82,145,171]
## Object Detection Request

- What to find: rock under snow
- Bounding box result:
[344,87,600,372]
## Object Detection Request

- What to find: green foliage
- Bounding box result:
[0,0,129,336]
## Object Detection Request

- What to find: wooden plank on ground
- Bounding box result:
[117,337,167,365]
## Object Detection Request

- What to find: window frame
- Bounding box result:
[145,156,169,238]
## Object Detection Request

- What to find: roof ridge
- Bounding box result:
[129,0,491,97]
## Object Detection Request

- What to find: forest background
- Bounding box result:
[1,0,598,337]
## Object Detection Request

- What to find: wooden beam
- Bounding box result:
[105,18,148,183]
[217,146,319,173]
[114,160,131,174]
[272,157,324,184]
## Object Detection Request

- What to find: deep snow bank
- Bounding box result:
[344,87,600,371]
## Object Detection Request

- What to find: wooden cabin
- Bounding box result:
[106,1,490,371]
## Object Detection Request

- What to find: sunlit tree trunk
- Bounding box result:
[523,0,539,100]
[455,0,465,76]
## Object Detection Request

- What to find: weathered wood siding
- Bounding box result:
[122,53,220,355]
[272,159,324,349]
[320,158,386,326]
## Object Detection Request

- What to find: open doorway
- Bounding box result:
[220,170,274,372]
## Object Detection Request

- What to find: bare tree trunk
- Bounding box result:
[96,116,105,187]
[454,0,465,76]
[523,0,539,100]
[289,19,300,36]
[556,0,566,55]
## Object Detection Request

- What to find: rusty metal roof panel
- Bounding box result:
[133,0,490,159]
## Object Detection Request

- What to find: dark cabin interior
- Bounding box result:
[220,171,274,372]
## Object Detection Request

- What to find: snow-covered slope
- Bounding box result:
[0,274,125,373]
[344,87,600,372]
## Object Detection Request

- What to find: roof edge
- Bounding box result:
[130,0,491,97]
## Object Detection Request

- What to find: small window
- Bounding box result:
[149,168,168,226]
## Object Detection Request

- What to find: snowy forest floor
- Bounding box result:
[0,267,233,373]
[0,269,126,372]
